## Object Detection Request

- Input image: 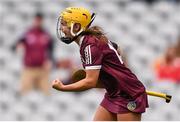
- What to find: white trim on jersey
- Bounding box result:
[88,45,92,64]
[84,45,92,65]
[79,36,85,47]
[108,43,123,64]
[85,65,102,70]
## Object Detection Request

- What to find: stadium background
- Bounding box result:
[0,0,180,120]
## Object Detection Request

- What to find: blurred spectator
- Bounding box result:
[153,38,180,82]
[15,12,54,95]
[56,58,75,70]
[173,39,180,82]
[174,38,180,58]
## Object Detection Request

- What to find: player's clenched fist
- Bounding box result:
[52,79,64,91]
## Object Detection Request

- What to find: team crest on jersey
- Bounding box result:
[127,101,136,111]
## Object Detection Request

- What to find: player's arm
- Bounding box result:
[15,36,26,52]
[70,69,104,88]
[52,42,103,91]
[52,69,100,92]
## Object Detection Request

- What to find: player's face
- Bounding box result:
[167,47,175,57]
[57,18,82,44]
[34,17,43,28]
[60,20,73,38]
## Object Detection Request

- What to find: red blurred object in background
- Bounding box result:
[154,57,180,83]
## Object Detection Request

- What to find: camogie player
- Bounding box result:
[52,7,149,121]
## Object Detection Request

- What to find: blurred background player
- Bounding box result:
[15,12,54,95]
[153,37,180,83]
[52,7,148,121]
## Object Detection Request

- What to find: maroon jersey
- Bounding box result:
[18,27,53,67]
[79,35,148,113]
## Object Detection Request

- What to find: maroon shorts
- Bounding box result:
[100,92,149,114]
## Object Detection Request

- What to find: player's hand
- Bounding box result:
[52,79,64,91]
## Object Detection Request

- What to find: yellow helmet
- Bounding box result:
[60,7,92,30]
[57,7,96,44]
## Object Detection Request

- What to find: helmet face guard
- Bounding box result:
[56,17,74,44]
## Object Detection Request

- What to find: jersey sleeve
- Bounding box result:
[83,44,103,70]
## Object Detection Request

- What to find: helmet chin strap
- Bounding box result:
[70,23,83,37]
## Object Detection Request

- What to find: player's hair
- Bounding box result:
[35,12,44,19]
[82,26,122,54]
[81,26,124,55]
[175,38,180,57]
[82,26,108,43]
[164,46,175,64]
